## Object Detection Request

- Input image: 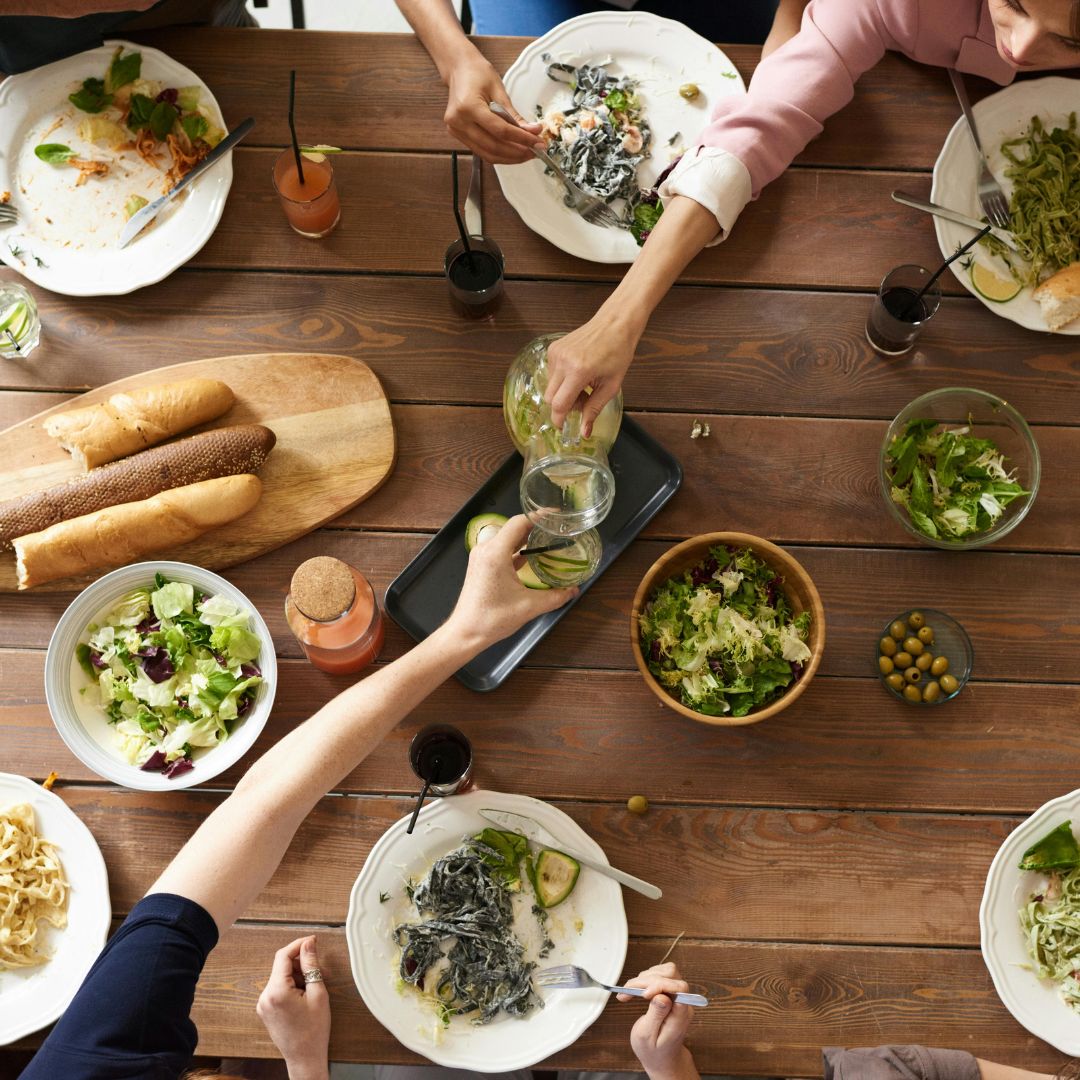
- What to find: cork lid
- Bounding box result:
[290,557,356,621]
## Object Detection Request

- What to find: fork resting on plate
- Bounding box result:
[536,964,709,1006]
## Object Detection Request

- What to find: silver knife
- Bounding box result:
[465,155,483,237]
[479,807,662,901]
[891,190,1019,253]
[118,116,256,248]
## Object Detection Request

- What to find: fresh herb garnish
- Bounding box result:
[106,49,141,94]
[69,77,113,114]
[149,101,178,141]
[127,92,156,131]
[886,418,1029,541]
[180,113,208,142]
[630,194,663,245]
[379,891,390,903]
[34,144,76,165]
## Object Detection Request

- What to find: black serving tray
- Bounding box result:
[384,416,682,692]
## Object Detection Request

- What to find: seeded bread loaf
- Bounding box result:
[0,424,276,548]
[44,377,235,470]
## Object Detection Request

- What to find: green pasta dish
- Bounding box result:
[984,113,1080,287]
[1018,820,1080,1009]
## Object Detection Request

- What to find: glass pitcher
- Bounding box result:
[504,333,622,534]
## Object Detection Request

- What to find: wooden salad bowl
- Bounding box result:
[629,532,826,727]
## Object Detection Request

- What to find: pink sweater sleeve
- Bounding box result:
[696,0,907,196]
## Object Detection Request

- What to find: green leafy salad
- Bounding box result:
[885,419,1028,542]
[1018,820,1080,1011]
[639,545,812,719]
[77,574,262,779]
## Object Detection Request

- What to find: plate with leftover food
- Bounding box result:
[981,787,1080,1054]
[346,789,628,1070]
[44,561,277,790]
[0,39,230,295]
[496,11,744,264]
[0,771,110,1044]
[931,77,1080,333]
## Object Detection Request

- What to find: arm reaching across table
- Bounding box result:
[20,515,575,1079]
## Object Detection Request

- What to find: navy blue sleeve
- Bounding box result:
[21,893,219,1080]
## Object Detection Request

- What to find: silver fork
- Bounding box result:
[948,69,1011,229]
[0,203,16,226]
[488,101,623,229]
[535,965,709,1006]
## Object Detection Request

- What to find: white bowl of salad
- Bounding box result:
[44,561,277,790]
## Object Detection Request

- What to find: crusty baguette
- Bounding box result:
[1033,263,1080,330]
[43,377,236,470]
[13,474,262,589]
[0,424,276,548]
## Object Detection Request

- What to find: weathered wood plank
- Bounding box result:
[46,784,1014,946]
[128,29,964,173]
[2,279,1077,421]
[15,927,1067,1075]
[6,656,1080,813]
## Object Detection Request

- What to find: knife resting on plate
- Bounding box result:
[479,807,662,900]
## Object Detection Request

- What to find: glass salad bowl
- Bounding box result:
[877,608,972,707]
[878,388,1040,550]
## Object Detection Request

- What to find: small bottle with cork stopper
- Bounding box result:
[285,556,385,675]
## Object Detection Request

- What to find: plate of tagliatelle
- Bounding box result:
[496,10,745,264]
[931,76,1080,334]
[0,39,231,296]
[346,789,628,1071]
[0,771,110,1044]
[981,787,1080,1055]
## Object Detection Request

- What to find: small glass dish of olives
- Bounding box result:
[877,609,973,706]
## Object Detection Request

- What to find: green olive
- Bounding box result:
[917,625,935,645]
[880,636,898,657]
[886,672,905,691]
[907,611,925,630]
[915,652,933,671]
[939,673,960,695]
[894,651,913,670]
[878,656,895,675]
[930,655,949,677]
[922,680,942,703]
[903,636,925,656]
[678,83,701,100]
[627,795,649,814]
[903,684,923,703]
[904,666,922,684]
[890,620,907,641]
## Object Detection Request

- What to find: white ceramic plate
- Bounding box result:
[0,39,231,296]
[930,76,1080,334]
[981,787,1080,1054]
[347,789,628,1071]
[496,11,745,264]
[0,772,110,1044]
[44,561,277,791]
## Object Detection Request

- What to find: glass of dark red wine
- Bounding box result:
[444,236,504,319]
[865,264,942,356]
[409,723,473,797]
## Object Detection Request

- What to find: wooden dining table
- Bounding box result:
[3,25,1080,1077]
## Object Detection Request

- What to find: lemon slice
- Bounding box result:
[971,262,1022,303]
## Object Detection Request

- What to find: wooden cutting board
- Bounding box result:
[0,353,395,591]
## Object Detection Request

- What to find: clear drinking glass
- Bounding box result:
[865,264,941,356]
[272,149,341,238]
[0,282,41,359]
[444,235,504,318]
[526,525,602,587]
[409,724,473,796]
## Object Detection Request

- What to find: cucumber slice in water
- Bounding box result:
[531,848,580,908]
[0,301,27,339]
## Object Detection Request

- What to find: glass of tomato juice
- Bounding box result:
[273,149,341,238]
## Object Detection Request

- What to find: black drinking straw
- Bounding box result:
[450,151,475,270]
[288,69,305,187]
[406,759,437,835]
[902,224,993,318]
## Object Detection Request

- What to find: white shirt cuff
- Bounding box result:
[656,147,753,247]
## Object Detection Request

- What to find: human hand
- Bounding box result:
[619,963,699,1080]
[544,313,642,435]
[256,936,331,1080]
[446,55,543,164]
[445,514,576,651]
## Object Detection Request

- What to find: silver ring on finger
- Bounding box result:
[302,967,324,984]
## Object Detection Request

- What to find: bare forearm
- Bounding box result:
[396,0,481,84]
[976,1062,1055,1080]
[149,621,477,930]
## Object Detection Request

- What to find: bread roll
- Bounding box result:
[0,424,276,547]
[1033,263,1080,330]
[13,474,262,589]
[44,377,236,470]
